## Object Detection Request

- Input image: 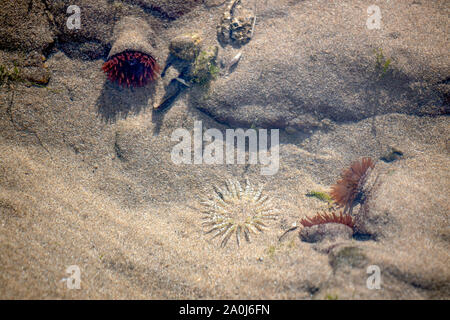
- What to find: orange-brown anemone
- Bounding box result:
[300,211,355,229]
[330,157,374,214]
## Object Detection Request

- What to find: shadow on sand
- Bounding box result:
[96,81,156,123]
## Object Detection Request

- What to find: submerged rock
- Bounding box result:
[203,0,448,130]
[299,223,354,243]
[217,0,255,46]
[229,6,255,45]
[169,34,202,61]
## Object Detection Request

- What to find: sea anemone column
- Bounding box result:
[102,16,161,88]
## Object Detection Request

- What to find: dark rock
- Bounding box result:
[299,223,354,243]
[197,1,448,130]
[169,34,202,61]
[0,1,55,52]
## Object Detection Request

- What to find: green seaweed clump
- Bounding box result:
[267,245,276,258]
[324,293,339,300]
[0,64,22,87]
[191,46,219,86]
[306,190,333,203]
[374,48,392,77]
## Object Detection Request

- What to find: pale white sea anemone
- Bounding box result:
[201,179,278,247]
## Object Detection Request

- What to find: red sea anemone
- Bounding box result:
[330,157,375,214]
[300,211,355,229]
[102,50,160,87]
[103,16,160,88]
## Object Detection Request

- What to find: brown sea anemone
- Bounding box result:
[300,211,355,229]
[278,210,356,242]
[330,157,375,214]
[102,16,160,88]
